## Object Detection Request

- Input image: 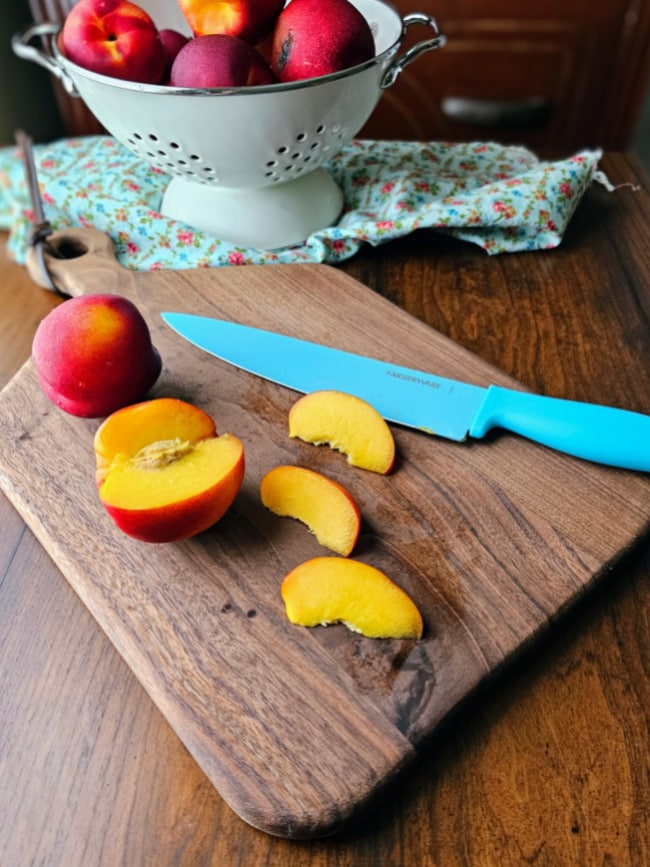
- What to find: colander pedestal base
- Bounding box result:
[160,168,344,251]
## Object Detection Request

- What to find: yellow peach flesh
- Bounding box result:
[260,465,360,556]
[94,397,216,485]
[99,434,243,510]
[288,390,395,474]
[281,557,423,639]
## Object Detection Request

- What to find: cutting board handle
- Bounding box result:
[25,227,136,299]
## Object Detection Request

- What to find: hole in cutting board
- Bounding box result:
[48,236,88,260]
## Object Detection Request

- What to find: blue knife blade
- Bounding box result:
[161,312,650,472]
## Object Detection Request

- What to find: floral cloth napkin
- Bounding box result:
[0,135,604,269]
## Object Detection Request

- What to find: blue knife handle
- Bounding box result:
[469,386,650,472]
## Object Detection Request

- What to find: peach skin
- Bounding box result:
[271,0,375,82]
[170,34,276,87]
[61,0,166,83]
[178,0,284,45]
[159,28,189,80]
[32,293,161,419]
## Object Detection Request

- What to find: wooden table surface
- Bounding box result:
[1,152,649,866]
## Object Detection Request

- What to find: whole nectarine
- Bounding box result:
[178,0,285,45]
[61,0,166,84]
[32,293,162,418]
[271,0,375,82]
[159,28,189,80]
[94,398,245,542]
[170,34,276,87]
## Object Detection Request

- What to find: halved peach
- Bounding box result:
[260,465,361,556]
[93,397,244,543]
[281,557,423,639]
[288,390,395,474]
[94,396,217,486]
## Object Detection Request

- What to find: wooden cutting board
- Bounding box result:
[1,228,649,838]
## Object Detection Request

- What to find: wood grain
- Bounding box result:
[1,168,649,838]
[1,153,649,863]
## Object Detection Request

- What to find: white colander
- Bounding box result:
[13,0,445,249]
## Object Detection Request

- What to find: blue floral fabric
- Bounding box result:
[0,135,603,269]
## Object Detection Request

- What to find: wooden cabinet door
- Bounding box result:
[361,0,650,154]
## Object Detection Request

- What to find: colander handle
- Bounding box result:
[381,13,446,89]
[12,23,80,97]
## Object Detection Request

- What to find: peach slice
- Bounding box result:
[288,390,395,474]
[281,557,423,639]
[260,465,361,556]
[93,397,244,543]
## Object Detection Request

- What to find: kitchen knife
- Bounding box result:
[161,313,650,472]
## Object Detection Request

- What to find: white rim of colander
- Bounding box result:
[51,0,405,97]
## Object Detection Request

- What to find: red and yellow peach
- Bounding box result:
[177,0,285,46]
[61,0,166,83]
[32,293,162,419]
[93,398,245,543]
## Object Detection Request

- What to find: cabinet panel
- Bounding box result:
[361,0,650,154]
